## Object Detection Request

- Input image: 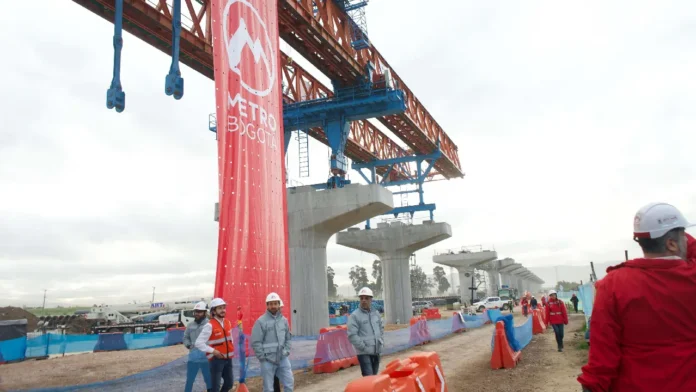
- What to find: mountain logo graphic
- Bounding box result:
[223,0,276,97]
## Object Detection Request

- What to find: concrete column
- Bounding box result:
[433,249,498,305]
[487,270,500,296]
[337,221,452,324]
[457,269,472,303]
[287,184,393,336]
[499,273,509,287]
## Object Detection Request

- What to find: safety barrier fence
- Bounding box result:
[329,300,384,315]
[344,351,448,391]
[17,311,495,392]
[489,310,534,369]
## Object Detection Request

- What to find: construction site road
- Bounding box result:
[291,313,587,392]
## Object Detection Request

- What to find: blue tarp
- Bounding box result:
[23,330,181,358]
[0,336,26,362]
[578,283,595,321]
[490,315,532,353]
[329,316,347,326]
[487,309,504,323]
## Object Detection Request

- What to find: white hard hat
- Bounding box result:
[209,298,226,309]
[266,292,281,303]
[193,301,207,311]
[358,287,374,297]
[548,290,557,295]
[633,203,694,239]
[280,299,284,307]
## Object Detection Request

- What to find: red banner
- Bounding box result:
[211,0,289,332]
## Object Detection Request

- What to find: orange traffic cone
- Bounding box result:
[236,382,250,392]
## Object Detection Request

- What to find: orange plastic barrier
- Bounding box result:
[313,326,359,374]
[532,309,547,335]
[345,352,448,392]
[421,308,442,320]
[491,321,521,369]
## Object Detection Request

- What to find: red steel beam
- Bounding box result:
[277,0,463,179]
[70,0,444,180]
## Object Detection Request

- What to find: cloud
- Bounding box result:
[2,0,696,307]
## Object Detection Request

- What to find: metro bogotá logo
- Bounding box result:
[223,0,276,98]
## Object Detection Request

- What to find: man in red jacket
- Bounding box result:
[545,289,568,352]
[578,202,696,392]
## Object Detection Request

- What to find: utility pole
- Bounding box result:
[42,289,47,315]
[152,287,156,303]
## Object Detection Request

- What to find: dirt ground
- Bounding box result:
[451,313,588,392]
[0,345,188,391]
[0,311,588,392]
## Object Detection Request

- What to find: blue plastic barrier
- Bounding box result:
[94,333,127,352]
[487,309,504,323]
[0,336,26,362]
[329,316,347,326]
[163,328,185,346]
[490,315,532,353]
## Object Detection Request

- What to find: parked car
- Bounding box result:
[473,296,510,312]
[412,301,433,315]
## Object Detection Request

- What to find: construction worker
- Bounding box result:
[347,287,384,376]
[273,299,286,392]
[183,301,212,392]
[544,290,568,352]
[251,292,293,392]
[570,293,579,313]
[520,296,529,317]
[194,297,234,392]
[578,202,696,391]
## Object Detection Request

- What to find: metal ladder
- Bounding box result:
[297,130,310,178]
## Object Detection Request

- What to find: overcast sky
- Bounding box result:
[2,1,695,307]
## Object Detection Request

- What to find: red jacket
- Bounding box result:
[687,232,696,262]
[578,258,696,392]
[545,298,567,325]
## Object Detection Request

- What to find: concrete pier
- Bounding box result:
[433,247,498,304]
[337,221,452,324]
[287,184,393,336]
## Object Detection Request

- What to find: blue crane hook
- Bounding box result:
[165,0,184,100]
[106,0,126,112]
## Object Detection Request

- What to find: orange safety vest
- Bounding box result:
[206,318,234,360]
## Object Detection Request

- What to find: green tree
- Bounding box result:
[349,265,370,295]
[432,266,451,294]
[555,281,581,291]
[370,260,383,298]
[410,265,435,298]
[327,266,338,299]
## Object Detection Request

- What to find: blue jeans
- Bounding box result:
[261,356,294,392]
[184,358,212,392]
[357,354,380,376]
[210,358,234,392]
[551,324,565,349]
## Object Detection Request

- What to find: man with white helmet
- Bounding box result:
[347,287,384,376]
[251,292,294,392]
[183,301,212,392]
[578,203,696,392]
[194,297,234,392]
